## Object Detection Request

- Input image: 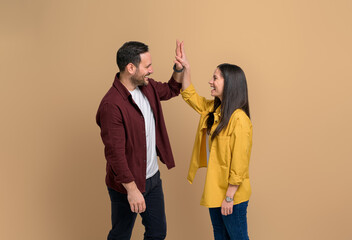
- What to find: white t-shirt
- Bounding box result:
[129,87,159,179]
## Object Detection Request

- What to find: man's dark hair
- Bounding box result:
[116,41,149,72]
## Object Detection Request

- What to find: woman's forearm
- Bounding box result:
[226,184,239,199]
[182,67,191,90]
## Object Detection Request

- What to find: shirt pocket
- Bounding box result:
[210,136,231,168]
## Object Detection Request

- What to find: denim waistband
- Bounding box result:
[144,170,161,195]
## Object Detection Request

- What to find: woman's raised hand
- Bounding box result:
[174,40,183,71]
[174,40,191,90]
[175,40,190,70]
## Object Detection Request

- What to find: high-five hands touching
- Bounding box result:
[175,40,190,69]
[174,40,183,71]
[174,40,191,90]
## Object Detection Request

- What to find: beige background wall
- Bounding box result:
[1,0,352,239]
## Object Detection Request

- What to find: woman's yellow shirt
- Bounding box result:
[181,84,253,208]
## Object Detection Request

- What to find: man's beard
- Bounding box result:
[131,70,149,86]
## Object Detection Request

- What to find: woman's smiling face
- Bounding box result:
[209,68,224,100]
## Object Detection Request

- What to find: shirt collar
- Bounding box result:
[214,106,221,123]
[113,72,131,100]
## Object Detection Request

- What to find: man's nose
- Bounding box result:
[149,67,154,74]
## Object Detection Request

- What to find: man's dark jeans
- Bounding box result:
[107,171,166,240]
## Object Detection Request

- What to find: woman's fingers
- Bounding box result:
[176,40,181,57]
[221,203,234,216]
[181,41,186,57]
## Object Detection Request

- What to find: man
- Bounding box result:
[96,41,184,240]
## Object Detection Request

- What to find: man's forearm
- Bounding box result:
[172,70,183,83]
[122,181,139,192]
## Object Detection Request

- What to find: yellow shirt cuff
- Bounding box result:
[180,84,196,100]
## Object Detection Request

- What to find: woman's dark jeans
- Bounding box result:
[209,201,249,240]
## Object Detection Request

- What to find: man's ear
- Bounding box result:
[126,63,136,75]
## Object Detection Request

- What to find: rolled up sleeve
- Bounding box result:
[180,84,213,114]
[228,115,252,186]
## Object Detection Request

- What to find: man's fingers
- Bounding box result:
[130,203,138,213]
[130,201,146,213]
[174,61,183,70]
[138,202,145,213]
[141,201,146,212]
[175,56,183,64]
[130,203,135,213]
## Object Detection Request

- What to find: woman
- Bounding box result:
[175,42,252,240]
